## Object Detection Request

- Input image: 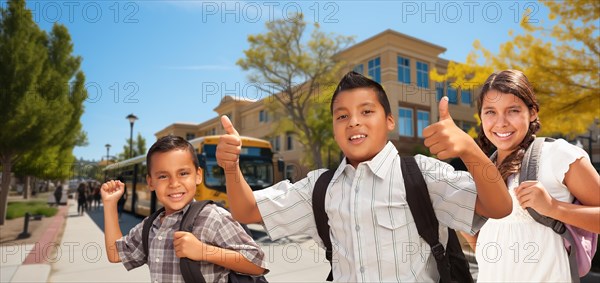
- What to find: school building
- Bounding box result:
[154,29,600,181]
[154,30,477,181]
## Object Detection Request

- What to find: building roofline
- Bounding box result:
[336,29,446,57]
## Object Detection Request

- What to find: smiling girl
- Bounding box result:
[468,70,600,282]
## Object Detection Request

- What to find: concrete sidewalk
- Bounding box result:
[1,201,69,283]
[0,200,150,283]
[1,200,329,282]
[48,201,151,282]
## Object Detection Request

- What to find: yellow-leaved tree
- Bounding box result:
[432,0,599,137]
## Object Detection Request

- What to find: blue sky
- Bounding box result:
[16,0,552,161]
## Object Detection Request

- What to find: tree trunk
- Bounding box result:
[311,145,323,169]
[0,155,14,225]
[23,176,30,199]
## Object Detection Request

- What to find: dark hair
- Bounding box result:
[146,135,199,176]
[476,69,540,181]
[330,71,392,116]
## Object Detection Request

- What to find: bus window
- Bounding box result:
[138,166,147,185]
[240,159,273,190]
[204,160,226,193]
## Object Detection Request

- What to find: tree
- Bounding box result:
[0,0,87,224]
[432,0,599,137]
[266,83,341,169]
[12,71,88,199]
[237,13,353,168]
[117,133,147,160]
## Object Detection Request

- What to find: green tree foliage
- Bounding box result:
[0,0,87,224]
[266,83,341,168]
[431,0,599,137]
[117,133,147,160]
[237,13,353,168]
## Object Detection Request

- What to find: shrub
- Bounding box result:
[6,201,58,220]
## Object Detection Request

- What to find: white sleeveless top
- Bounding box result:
[476,139,589,282]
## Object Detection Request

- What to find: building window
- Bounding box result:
[205,127,216,136]
[398,107,414,137]
[272,136,281,152]
[417,111,430,138]
[353,64,364,74]
[368,57,381,83]
[447,82,458,104]
[416,61,429,89]
[259,110,269,123]
[397,56,411,84]
[286,132,293,151]
[285,164,296,182]
[185,133,195,140]
[461,88,472,105]
[436,82,444,101]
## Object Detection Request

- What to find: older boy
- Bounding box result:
[217,71,511,281]
[102,135,267,283]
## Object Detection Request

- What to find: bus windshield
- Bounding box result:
[202,144,274,191]
[204,159,273,191]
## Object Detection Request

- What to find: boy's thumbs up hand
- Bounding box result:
[423,97,476,160]
[216,115,242,171]
[438,95,452,121]
[221,115,239,136]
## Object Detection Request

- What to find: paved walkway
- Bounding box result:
[48,201,151,282]
[1,200,329,282]
[1,202,68,282]
[3,199,599,282]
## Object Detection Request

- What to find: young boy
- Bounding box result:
[101,135,267,283]
[216,71,512,282]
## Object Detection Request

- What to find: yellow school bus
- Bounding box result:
[103,135,281,217]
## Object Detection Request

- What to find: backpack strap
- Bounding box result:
[518,137,545,183]
[179,200,213,283]
[142,207,165,262]
[142,201,214,283]
[519,138,565,233]
[312,169,336,281]
[401,156,453,283]
[519,138,580,282]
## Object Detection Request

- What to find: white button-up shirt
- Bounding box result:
[255,142,485,282]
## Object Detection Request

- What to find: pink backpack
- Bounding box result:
[563,199,598,277]
[518,138,598,280]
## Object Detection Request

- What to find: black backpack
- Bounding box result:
[142,200,268,283]
[312,155,473,283]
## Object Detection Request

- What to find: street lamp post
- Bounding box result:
[105,144,111,163]
[104,144,111,180]
[126,113,143,214]
[126,114,138,158]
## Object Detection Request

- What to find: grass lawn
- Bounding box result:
[6,201,58,219]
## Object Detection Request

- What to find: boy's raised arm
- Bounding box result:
[216,115,263,224]
[423,97,512,219]
[101,180,125,263]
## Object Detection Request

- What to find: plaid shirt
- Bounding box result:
[116,202,267,283]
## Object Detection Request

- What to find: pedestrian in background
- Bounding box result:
[53,182,63,206]
[77,182,87,216]
[116,176,127,221]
